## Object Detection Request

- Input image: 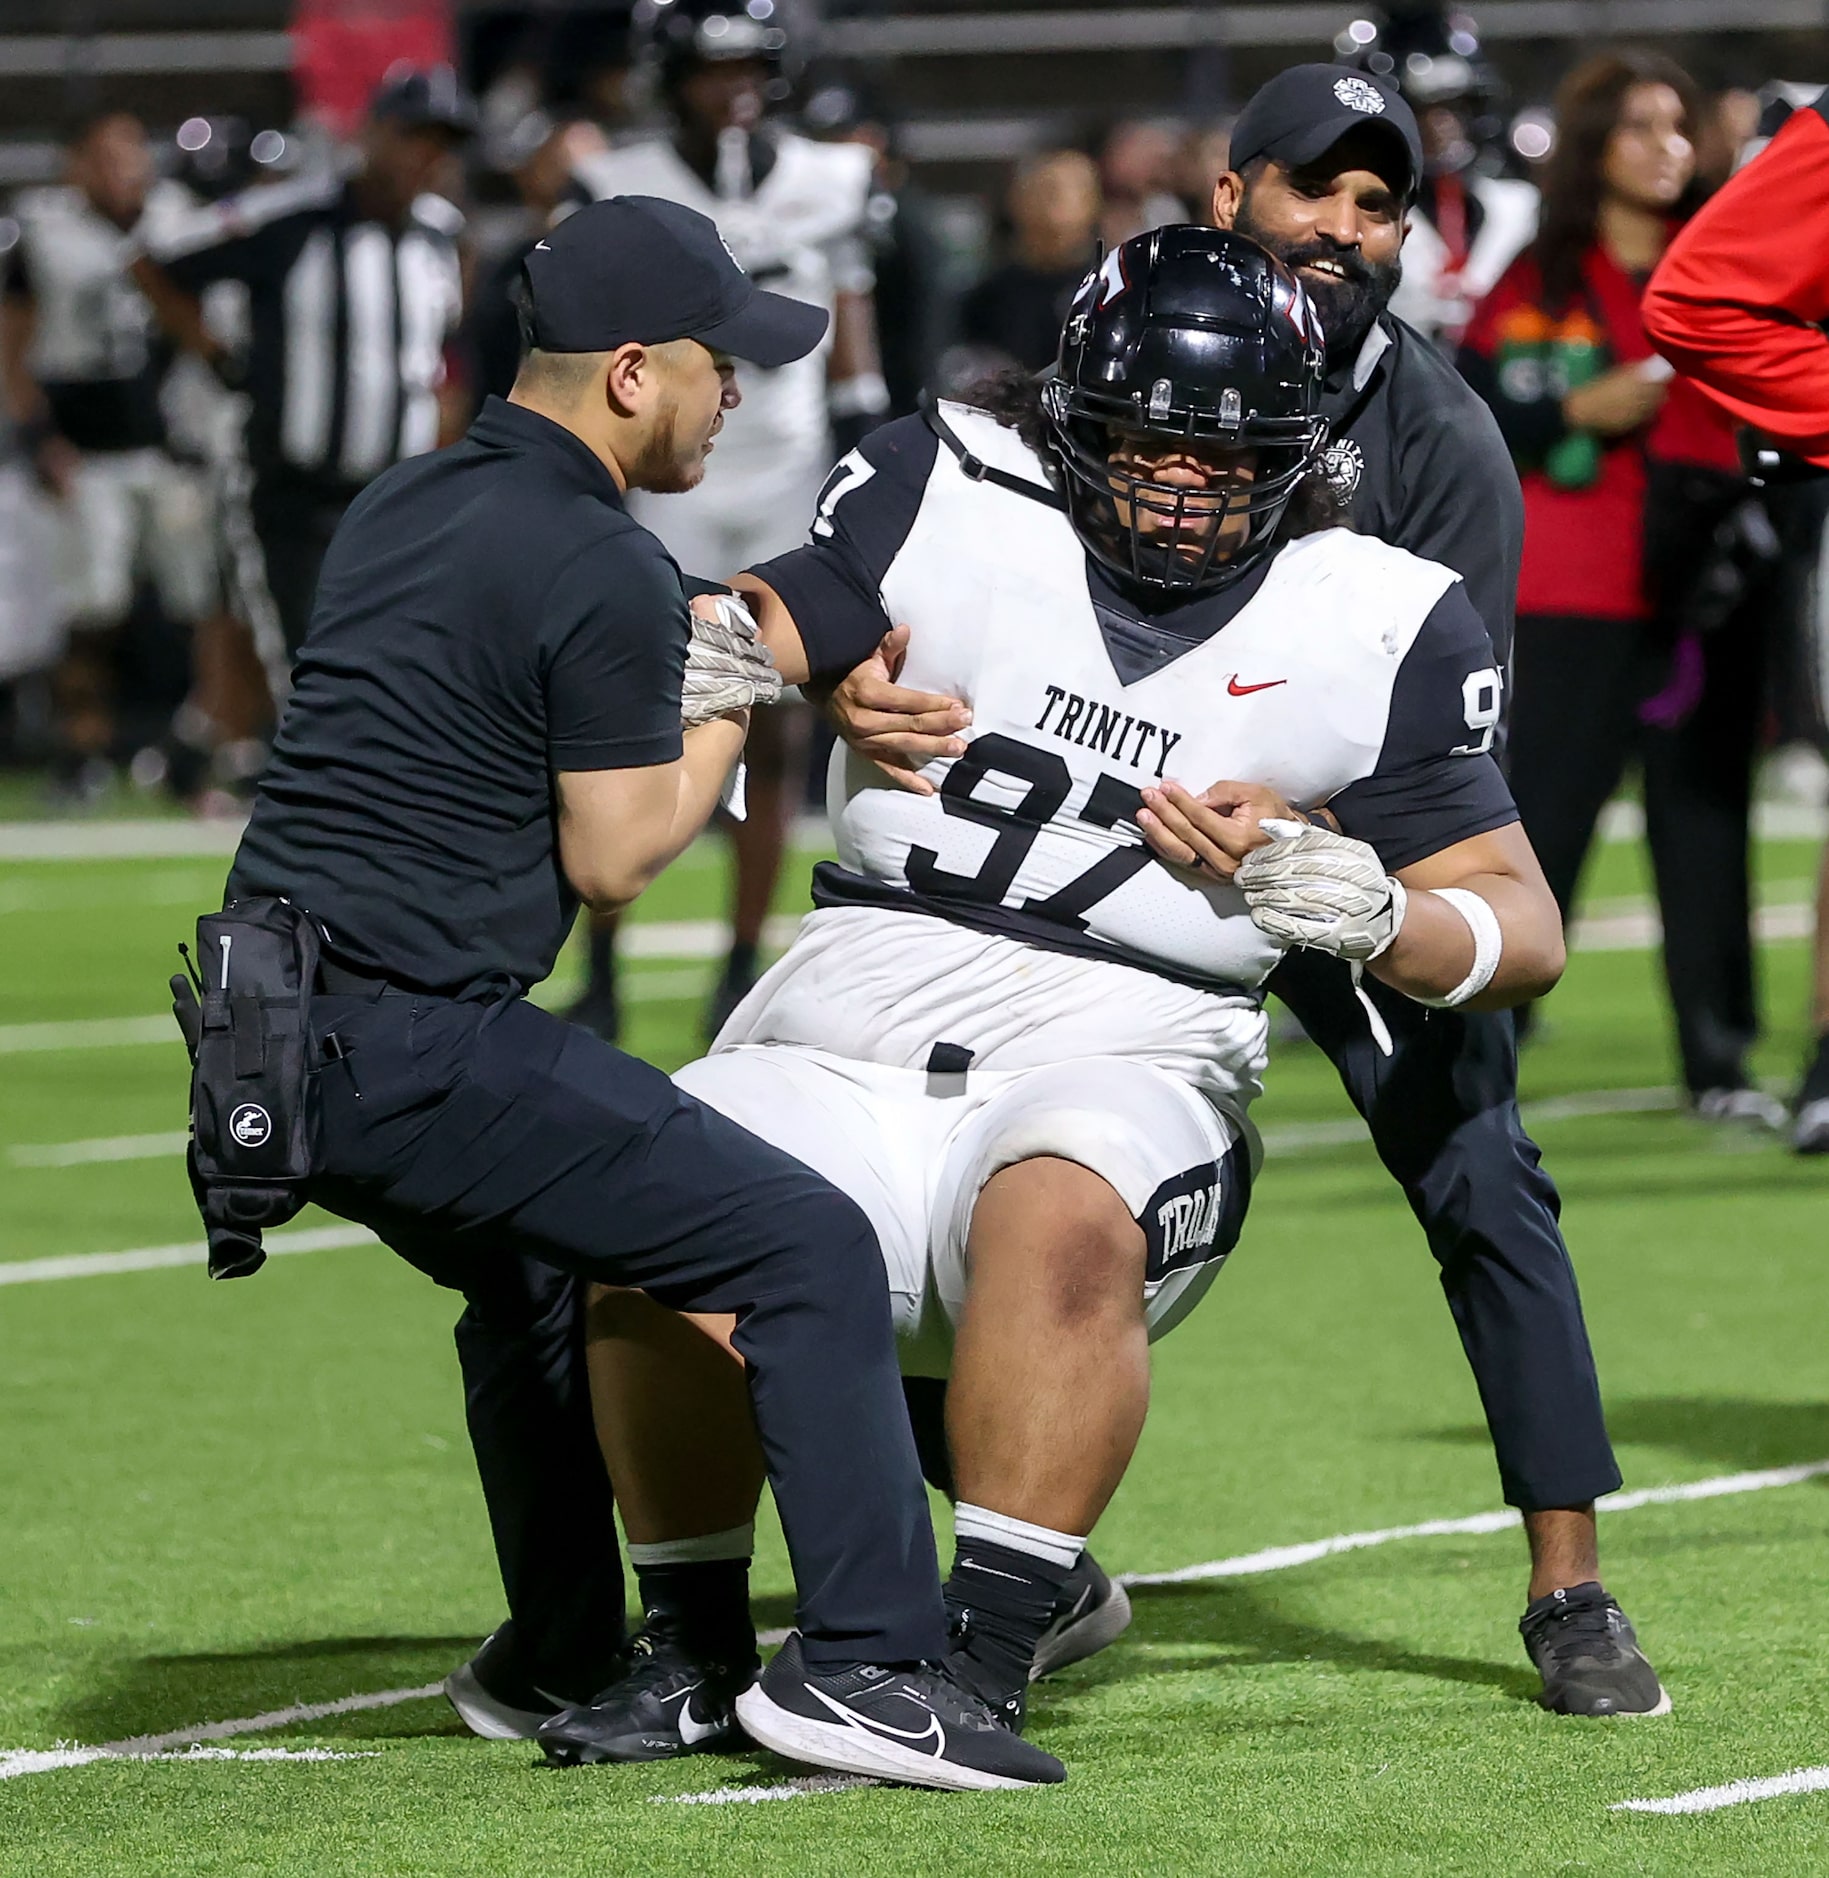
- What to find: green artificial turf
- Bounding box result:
[1,821,1827,1875]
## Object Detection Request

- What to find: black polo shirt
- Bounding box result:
[229,396,688,994]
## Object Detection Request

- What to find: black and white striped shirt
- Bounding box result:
[149,173,463,495]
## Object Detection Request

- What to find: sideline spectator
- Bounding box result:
[1461,52,1778,1123]
[958,151,1100,374]
[1643,89,1829,1149]
[1096,118,1186,244]
[1,113,217,801]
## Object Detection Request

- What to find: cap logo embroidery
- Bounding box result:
[1333,75,1387,115]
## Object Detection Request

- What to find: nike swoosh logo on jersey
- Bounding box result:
[805,1683,946,1756]
[1227,676,1287,696]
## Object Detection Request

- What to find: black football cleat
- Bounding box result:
[1520,1583,1671,1717]
[537,1629,756,1766]
[444,1623,613,1742]
[1031,1551,1133,1681]
[734,1632,1066,1791]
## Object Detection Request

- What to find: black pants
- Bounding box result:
[246,480,355,661]
[1508,612,1763,1093]
[1269,953,1620,1512]
[308,987,947,1669]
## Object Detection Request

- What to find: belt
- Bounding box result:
[315,957,401,998]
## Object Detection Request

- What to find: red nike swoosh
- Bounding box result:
[1228,676,1287,696]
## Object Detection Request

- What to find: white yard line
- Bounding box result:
[1614,1765,1829,1815]
[0,1222,375,1287]
[7,1461,1827,1786]
[0,1745,377,1779]
[654,1775,878,1804]
[0,1014,176,1054]
[9,1131,189,1168]
[1261,1085,1679,1154]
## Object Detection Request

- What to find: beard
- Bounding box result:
[1235,217,1401,370]
[632,397,709,495]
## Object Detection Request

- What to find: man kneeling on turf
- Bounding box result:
[538,228,1570,1765]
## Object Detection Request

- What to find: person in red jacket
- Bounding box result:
[1643,94,1829,466]
[1461,52,1781,1122]
[1645,94,1829,1152]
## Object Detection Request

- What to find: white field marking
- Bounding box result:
[0,820,247,861]
[0,1222,376,1287]
[654,1775,878,1805]
[1573,898,1810,953]
[0,1745,377,1779]
[1614,1766,1829,1815]
[620,915,800,961]
[0,960,741,1062]
[0,1014,176,1054]
[1258,1084,1680,1155]
[0,1683,440,1781]
[0,815,833,865]
[9,1462,1829,1789]
[1119,1457,1829,1587]
[9,1131,189,1168]
[1598,799,1826,842]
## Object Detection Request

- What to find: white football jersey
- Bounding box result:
[11,181,188,388]
[726,402,1516,1109]
[576,131,873,480]
[1388,174,1539,346]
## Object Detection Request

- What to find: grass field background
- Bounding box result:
[2,807,1826,1875]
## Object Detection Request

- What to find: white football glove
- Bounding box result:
[1234,817,1407,963]
[681,591,782,727]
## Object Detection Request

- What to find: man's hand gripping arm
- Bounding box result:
[1136,780,1565,1011]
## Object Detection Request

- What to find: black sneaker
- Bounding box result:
[562,984,622,1045]
[1031,1551,1132,1681]
[703,951,761,1043]
[734,1632,1065,1791]
[1520,1583,1671,1717]
[538,1629,757,1766]
[444,1623,615,1742]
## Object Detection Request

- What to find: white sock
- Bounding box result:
[953,1502,1085,1573]
[625,1521,755,1568]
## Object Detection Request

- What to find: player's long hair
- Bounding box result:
[1532,52,1702,313]
[956,366,1344,540]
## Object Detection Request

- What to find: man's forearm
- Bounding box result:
[1370,873,1563,1010]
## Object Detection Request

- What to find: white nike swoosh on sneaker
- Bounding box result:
[677,1694,721,1746]
[805,1683,945,1756]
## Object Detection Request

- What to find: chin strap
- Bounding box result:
[921,395,1067,512]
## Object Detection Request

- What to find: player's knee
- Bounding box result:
[975,1158,1146,1330]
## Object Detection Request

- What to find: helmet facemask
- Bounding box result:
[1043,376,1326,595]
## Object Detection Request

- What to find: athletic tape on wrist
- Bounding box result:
[1417,886,1503,1007]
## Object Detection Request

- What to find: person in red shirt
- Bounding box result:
[1644,96,1829,1152]
[1460,53,1779,1121]
[1642,95,1829,466]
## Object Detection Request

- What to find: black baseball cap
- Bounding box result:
[520,195,829,368]
[370,65,478,139]
[1229,64,1423,201]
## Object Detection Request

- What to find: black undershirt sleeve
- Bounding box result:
[1327,582,1519,872]
[747,412,939,680]
[545,533,688,771]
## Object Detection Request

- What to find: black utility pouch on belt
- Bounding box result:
[170,897,322,1279]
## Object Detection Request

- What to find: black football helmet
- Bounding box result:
[634,0,796,96]
[1337,7,1505,172]
[1042,226,1328,596]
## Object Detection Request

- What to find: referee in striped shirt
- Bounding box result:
[133,69,475,674]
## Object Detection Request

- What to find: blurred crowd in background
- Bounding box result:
[1,0,1826,1138]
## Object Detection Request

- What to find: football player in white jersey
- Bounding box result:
[568,0,884,1041]
[0,113,216,793]
[536,228,1566,1770]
